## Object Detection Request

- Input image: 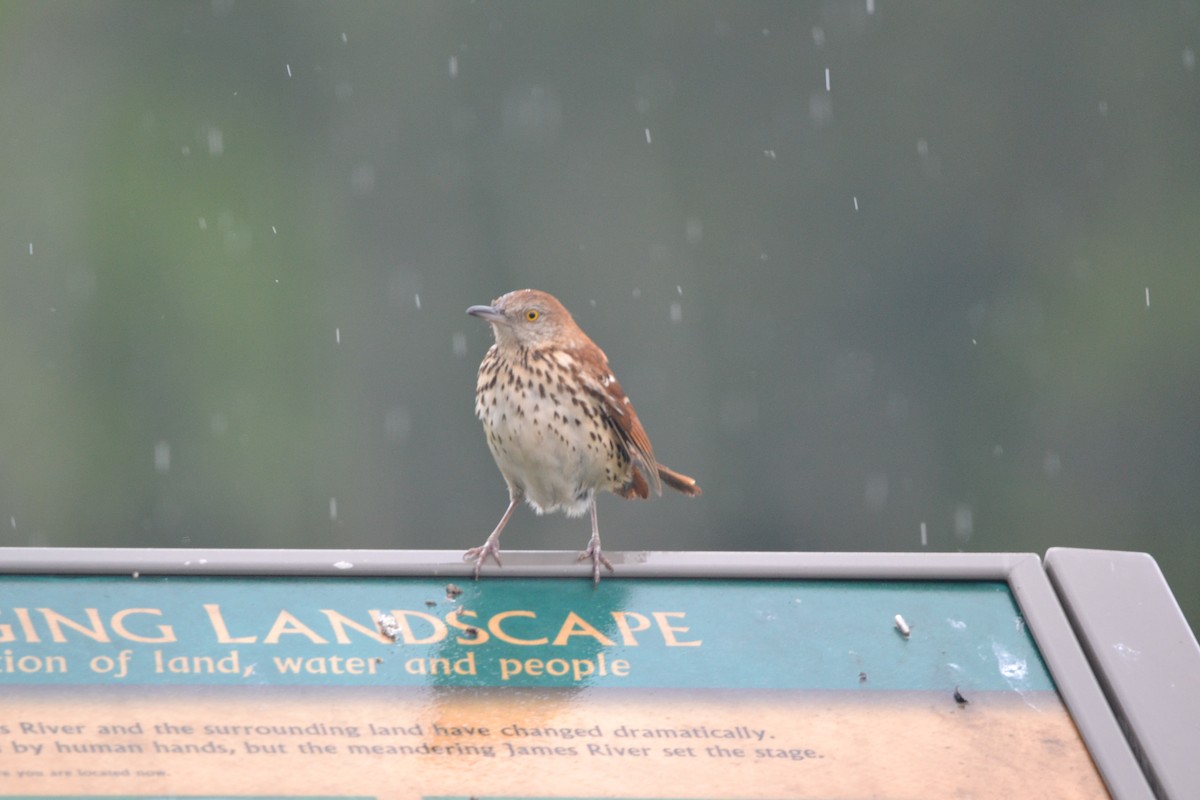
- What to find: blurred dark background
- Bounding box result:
[1,2,1196,629]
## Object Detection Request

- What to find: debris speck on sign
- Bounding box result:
[377,613,400,642]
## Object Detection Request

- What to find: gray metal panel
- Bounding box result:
[0,547,1155,798]
[1007,554,1154,800]
[1046,547,1200,800]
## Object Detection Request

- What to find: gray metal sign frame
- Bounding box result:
[1045,547,1200,800]
[0,547,1160,798]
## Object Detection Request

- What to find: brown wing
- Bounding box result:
[572,344,663,497]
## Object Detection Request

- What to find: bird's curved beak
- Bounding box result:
[467,304,505,324]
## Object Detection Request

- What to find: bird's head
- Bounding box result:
[467,289,578,350]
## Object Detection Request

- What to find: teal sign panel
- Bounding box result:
[0,576,1053,692]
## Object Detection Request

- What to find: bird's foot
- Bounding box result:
[577,536,614,586]
[463,536,503,579]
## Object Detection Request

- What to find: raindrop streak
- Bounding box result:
[865,474,888,508]
[1043,452,1062,478]
[449,56,458,77]
[853,196,859,211]
[329,497,338,521]
[351,164,376,195]
[335,327,341,344]
[207,126,224,156]
[285,63,292,78]
[954,504,973,541]
[920,522,928,547]
[644,128,652,144]
[669,302,683,323]
[414,294,422,310]
[824,68,831,92]
[385,407,412,442]
[1144,287,1150,308]
[28,242,33,255]
[154,441,171,473]
[867,0,875,13]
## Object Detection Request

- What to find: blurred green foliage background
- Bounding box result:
[1,2,1197,628]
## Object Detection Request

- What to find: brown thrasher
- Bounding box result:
[465,289,701,584]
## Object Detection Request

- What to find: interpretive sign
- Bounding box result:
[0,566,1110,798]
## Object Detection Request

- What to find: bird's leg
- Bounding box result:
[464,495,519,578]
[577,496,614,586]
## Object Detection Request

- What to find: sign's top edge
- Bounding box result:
[0,547,1038,580]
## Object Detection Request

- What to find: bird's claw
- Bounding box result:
[463,540,503,579]
[577,539,614,586]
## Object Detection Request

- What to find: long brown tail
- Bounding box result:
[658,464,701,496]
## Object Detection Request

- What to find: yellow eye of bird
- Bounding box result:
[525,309,540,321]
